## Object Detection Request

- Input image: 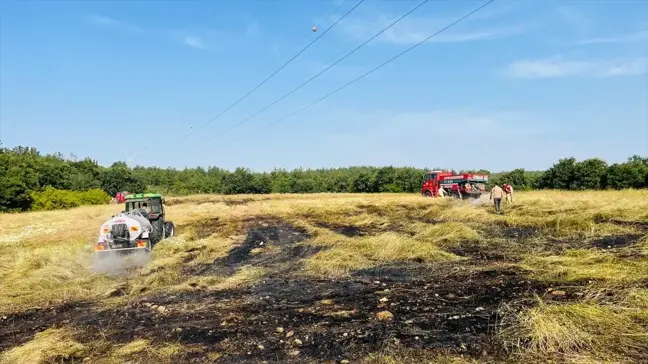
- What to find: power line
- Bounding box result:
[203,0,432,143]
[224,0,496,147]
[173,0,366,145]
[272,1,349,64]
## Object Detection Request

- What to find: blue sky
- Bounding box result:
[1,0,647,172]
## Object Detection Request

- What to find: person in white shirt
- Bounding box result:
[438,187,446,198]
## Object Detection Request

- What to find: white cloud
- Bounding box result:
[574,29,648,45]
[182,36,208,49]
[334,11,526,46]
[84,14,256,51]
[505,57,648,79]
[384,25,524,45]
[84,14,143,34]
[322,109,540,140]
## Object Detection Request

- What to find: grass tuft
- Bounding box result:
[0,328,87,364]
[501,297,648,362]
[520,249,648,283]
[306,232,462,277]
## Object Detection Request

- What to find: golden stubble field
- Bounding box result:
[1,190,647,364]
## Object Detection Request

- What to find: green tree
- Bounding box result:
[500,168,529,190]
[222,168,266,194]
[100,166,146,196]
[538,157,578,189]
[573,158,608,190]
[352,172,375,193]
[0,177,33,212]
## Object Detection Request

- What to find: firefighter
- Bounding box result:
[504,183,514,204]
[490,184,504,213]
[438,187,446,198]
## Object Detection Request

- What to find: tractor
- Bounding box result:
[95,193,175,257]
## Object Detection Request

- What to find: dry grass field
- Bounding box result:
[1,191,647,364]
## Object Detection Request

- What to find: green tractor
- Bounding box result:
[123,193,175,246]
[95,193,175,260]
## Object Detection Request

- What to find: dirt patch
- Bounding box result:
[134,267,547,362]
[415,217,444,225]
[351,263,446,283]
[447,241,508,261]
[356,204,390,216]
[0,265,547,363]
[221,198,255,206]
[188,219,318,277]
[594,217,648,230]
[312,220,413,238]
[591,234,645,249]
[355,203,431,219]
[500,226,540,240]
[315,222,367,237]
[191,217,227,240]
[0,301,95,352]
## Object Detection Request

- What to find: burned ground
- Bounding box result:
[1,222,586,363]
[591,233,646,249]
[313,221,409,238]
[187,217,227,240]
[0,264,552,363]
[315,221,369,237]
[2,192,647,364]
[185,218,321,278]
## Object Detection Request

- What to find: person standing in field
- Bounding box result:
[490,184,504,213]
[504,183,513,204]
[438,187,446,198]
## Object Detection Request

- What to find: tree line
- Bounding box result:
[1,145,646,212]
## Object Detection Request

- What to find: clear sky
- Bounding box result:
[1,0,647,172]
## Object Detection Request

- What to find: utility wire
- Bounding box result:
[174,0,366,145]
[203,0,432,143]
[223,0,496,147]
[272,1,349,65]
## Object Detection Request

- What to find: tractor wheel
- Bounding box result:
[164,221,175,238]
[424,190,432,197]
[151,219,164,245]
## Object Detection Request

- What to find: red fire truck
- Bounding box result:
[421,171,488,198]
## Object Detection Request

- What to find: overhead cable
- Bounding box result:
[203,0,432,142]
[173,0,366,145]
[224,0,497,146]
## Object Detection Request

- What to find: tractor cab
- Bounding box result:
[123,193,175,243]
[125,193,165,220]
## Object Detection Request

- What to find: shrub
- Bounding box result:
[30,187,111,211]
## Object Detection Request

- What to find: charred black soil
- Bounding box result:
[2,210,644,363]
[315,221,368,237]
[187,219,321,277]
[313,221,408,238]
[0,265,549,363]
[591,233,646,249]
[446,241,509,261]
[594,217,648,230]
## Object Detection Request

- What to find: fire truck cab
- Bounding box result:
[421,170,488,199]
